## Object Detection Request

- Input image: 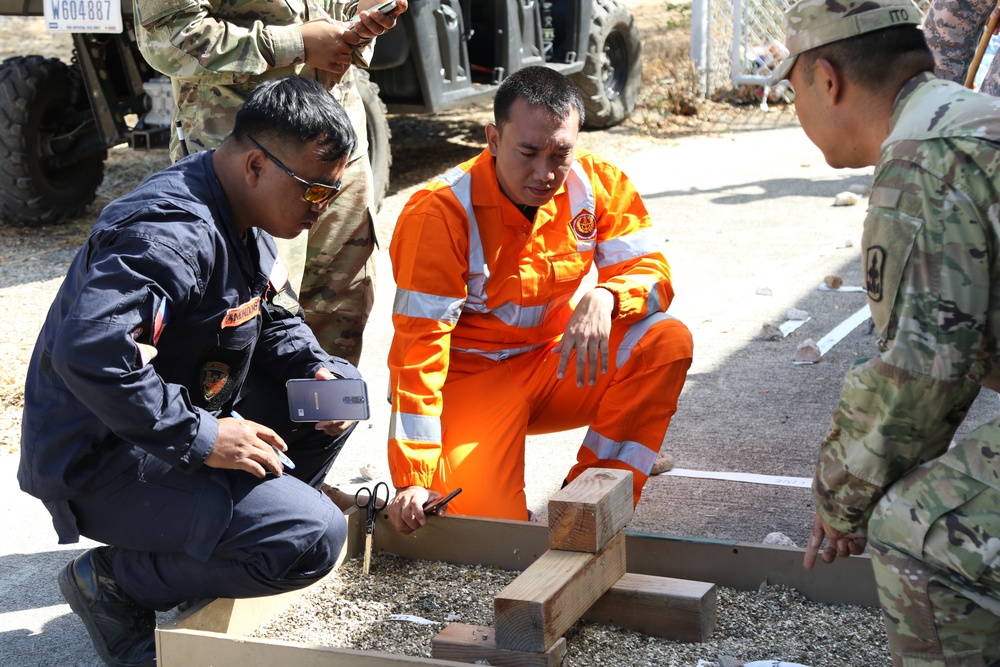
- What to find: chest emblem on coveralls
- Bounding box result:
[866,246,886,302]
[201,362,230,401]
[571,211,597,240]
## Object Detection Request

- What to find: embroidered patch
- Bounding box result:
[866,246,886,302]
[221,297,261,328]
[200,362,230,401]
[571,211,597,240]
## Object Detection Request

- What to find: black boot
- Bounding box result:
[58,547,156,667]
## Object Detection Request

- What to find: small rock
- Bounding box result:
[761,323,782,341]
[833,191,860,206]
[755,286,772,296]
[650,452,676,475]
[359,464,381,480]
[793,338,821,363]
[763,531,798,547]
[786,308,809,321]
[847,183,871,196]
[823,274,843,289]
[719,656,745,667]
[834,238,854,249]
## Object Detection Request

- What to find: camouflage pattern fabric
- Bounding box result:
[924,0,1000,96]
[812,72,1000,663]
[133,0,376,367]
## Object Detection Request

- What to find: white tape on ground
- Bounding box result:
[816,304,871,356]
[662,468,812,488]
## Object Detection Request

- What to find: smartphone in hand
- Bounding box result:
[286,378,370,422]
[423,488,462,515]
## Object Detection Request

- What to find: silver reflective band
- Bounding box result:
[389,411,441,442]
[596,227,659,267]
[393,288,464,323]
[581,430,658,474]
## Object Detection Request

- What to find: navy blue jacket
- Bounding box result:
[19,150,358,509]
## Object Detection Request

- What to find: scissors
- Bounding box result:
[354,481,389,575]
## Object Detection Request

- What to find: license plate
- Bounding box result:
[44,0,123,33]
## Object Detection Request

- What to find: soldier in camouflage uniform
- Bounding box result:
[133,0,409,367]
[770,0,1000,663]
[924,0,1000,96]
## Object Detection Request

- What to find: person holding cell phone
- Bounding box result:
[134,0,408,369]
[18,78,364,667]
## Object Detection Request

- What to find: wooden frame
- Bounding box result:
[157,508,878,666]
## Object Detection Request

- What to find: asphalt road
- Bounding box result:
[4,123,998,666]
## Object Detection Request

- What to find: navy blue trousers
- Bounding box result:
[67,371,354,611]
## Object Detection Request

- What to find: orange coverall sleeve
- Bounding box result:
[589,158,674,321]
[387,191,469,489]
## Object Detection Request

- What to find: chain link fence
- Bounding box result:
[691,0,933,99]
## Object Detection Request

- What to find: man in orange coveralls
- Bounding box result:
[386,66,693,533]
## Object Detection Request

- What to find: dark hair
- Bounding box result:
[799,26,934,91]
[232,77,357,163]
[494,66,585,130]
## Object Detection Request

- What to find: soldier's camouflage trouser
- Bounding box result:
[274,80,377,369]
[867,424,1000,667]
[924,0,1000,96]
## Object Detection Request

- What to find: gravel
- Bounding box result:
[252,554,891,667]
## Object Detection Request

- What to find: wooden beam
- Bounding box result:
[494,530,627,652]
[548,468,633,553]
[431,623,566,667]
[157,628,472,667]
[583,573,717,642]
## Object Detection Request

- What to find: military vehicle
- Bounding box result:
[0,0,641,226]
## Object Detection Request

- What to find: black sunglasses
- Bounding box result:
[246,135,343,204]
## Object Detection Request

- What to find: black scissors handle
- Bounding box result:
[355,481,389,533]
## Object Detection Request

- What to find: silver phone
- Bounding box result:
[286,378,370,422]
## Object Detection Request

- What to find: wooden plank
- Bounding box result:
[431,623,567,667]
[582,572,717,642]
[548,468,633,553]
[376,515,879,607]
[157,628,473,667]
[494,530,627,652]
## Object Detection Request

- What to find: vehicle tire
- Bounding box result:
[356,69,392,210]
[0,56,106,227]
[572,0,642,129]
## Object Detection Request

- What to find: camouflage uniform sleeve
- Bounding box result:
[133,0,354,84]
[814,151,990,534]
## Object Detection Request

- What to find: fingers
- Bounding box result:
[315,419,355,435]
[803,513,825,570]
[388,487,433,533]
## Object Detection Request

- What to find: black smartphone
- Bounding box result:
[423,487,462,515]
[286,378,370,422]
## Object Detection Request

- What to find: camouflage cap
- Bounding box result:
[767,0,921,85]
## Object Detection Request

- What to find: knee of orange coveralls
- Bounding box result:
[612,314,692,372]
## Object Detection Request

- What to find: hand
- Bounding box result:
[803,512,867,570]
[554,287,614,387]
[300,18,359,75]
[312,367,357,436]
[207,417,288,478]
[351,0,408,40]
[387,485,439,534]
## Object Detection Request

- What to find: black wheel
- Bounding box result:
[0,56,107,227]
[572,0,642,129]
[356,69,392,210]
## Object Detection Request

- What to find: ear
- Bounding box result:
[485,122,500,157]
[814,57,843,105]
[245,150,265,189]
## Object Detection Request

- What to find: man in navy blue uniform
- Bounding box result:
[19,76,361,667]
